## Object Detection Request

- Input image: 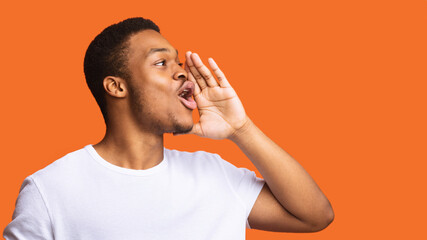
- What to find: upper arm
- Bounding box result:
[248,183,325,233]
[3,177,54,240]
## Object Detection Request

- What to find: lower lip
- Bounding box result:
[179,96,197,110]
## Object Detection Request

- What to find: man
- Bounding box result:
[4,17,333,239]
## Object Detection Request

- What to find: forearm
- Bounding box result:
[230,117,333,227]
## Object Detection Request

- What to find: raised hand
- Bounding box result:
[181,53,335,234]
[183,51,249,140]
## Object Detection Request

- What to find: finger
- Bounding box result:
[185,63,201,95]
[184,56,201,96]
[208,58,231,88]
[186,51,208,89]
[190,53,219,88]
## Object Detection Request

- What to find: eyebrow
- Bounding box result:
[146,48,179,58]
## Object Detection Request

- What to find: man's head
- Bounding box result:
[84,17,160,124]
[84,17,195,134]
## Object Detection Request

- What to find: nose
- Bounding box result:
[173,65,187,81]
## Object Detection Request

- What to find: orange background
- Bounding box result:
[1,0,426,239]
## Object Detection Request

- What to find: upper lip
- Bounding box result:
[177,81,195,98]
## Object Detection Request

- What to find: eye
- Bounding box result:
[155,60,166,66]
[178,62,183,67]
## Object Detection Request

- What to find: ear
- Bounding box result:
[103,76,127,98]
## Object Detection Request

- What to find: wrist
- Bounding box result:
[229,116,255,143]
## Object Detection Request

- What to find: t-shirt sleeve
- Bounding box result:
[3,176,54,240]
[216,154,265,229]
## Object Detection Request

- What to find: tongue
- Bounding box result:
[179,96,197,110]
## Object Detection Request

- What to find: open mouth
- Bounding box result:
[178,81,197,110]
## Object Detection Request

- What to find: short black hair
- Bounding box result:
[83,17,160,124]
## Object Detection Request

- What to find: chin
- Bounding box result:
[172,122,193,134]
[162,111,194,134]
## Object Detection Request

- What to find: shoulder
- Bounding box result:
[165,148,221,161]
[30,145,90,183]
[164,148,232,172]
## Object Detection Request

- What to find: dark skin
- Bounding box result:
[94,29,334,232]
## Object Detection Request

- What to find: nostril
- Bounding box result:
[177,73,186,80]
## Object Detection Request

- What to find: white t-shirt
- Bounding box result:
[3,145,265,240]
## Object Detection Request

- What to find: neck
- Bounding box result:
[93,122,165,170]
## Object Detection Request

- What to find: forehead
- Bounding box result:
[127,30,175,59]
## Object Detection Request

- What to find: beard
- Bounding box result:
[165,113,193,134]
[128,81,194,135]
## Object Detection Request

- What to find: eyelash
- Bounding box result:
[155,60,166,66]
[155,60,183,67]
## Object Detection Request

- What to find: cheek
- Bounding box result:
[140,83,178,114]
[141,70,175,93]
[134,70,180,108]
[143,82,175,102]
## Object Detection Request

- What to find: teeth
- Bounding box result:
[179,89,189,97]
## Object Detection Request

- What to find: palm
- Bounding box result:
[184,52,248,139]
[195,85,246,139]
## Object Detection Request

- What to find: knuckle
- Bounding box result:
[194,74,203,80]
